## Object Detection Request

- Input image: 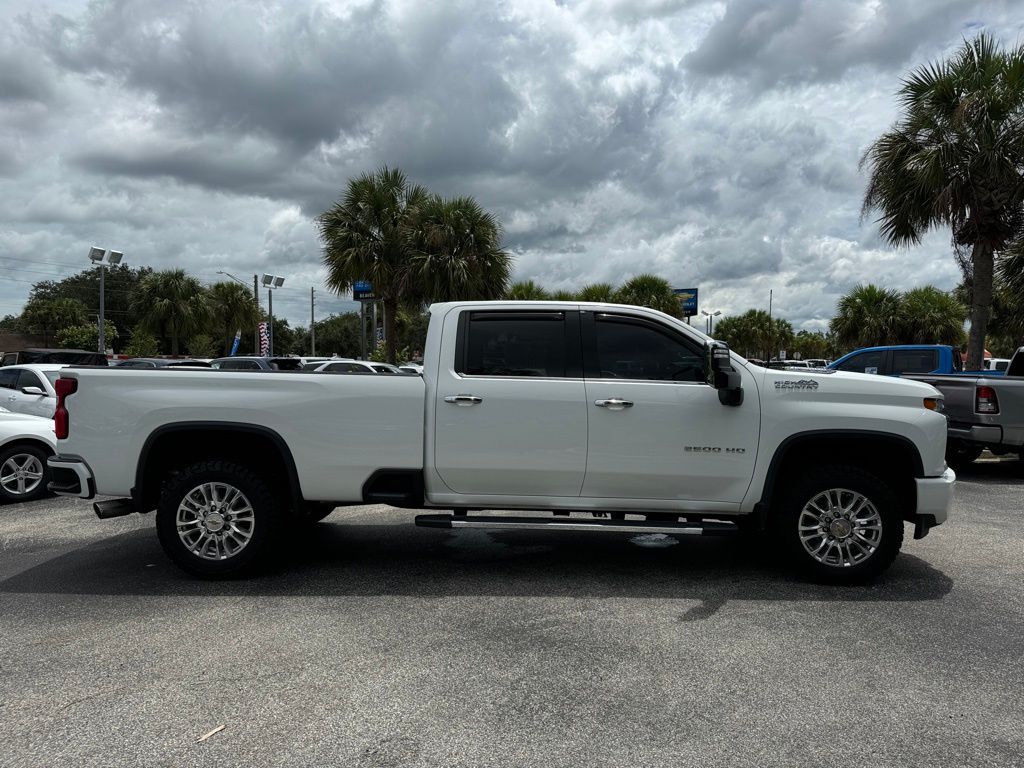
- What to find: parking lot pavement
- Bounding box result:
[1,468,1022,768]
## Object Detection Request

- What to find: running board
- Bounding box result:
[414,514,737,536]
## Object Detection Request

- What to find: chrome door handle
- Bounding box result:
[444,394,483,406]
[594,398,633,410]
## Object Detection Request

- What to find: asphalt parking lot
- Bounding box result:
[1,463,1022,768]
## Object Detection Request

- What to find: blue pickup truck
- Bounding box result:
[827,345,991,377]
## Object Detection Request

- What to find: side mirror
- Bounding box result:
[706,341,743,406]
[20,386,46,396]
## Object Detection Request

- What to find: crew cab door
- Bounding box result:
[433,309,587,496]
[580,311,759,504]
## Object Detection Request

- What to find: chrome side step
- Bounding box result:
[414,514,737,536]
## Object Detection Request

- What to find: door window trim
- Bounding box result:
[581,311,710,385]
[454,310,583,379]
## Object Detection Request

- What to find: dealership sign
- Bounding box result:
[673,288,698,316]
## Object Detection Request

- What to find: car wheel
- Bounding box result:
[945,440,983,472]
[156,460,281,577]
[0,444,50,503]
[774,464,903,584]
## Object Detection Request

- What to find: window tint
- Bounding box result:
[16,370,45,390]
[593,316,706,382]
[836,351,884,374]
[0,369,18,389]
[891,349,938,375]
[220,359,260,370]
[465,315,566,377]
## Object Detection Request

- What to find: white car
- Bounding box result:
[313,360,402,374]
[0,364,66,418]
[399,362,424,375]
[984,358,1011,372]
[0,408,56,502]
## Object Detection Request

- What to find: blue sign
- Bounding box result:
[353,280,375,301]
[673,288,698,316]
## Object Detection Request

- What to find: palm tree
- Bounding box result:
[830,284,903,349]
[577,283,615,302]
[898,286,966,345]
[319,167,429,364]
[406,195,511,303]
[506,280,550,300]
[131,269,211,356]
[861,34,1024,369]
[715,309,794,360]
[208,281,262,355]
[614,274,681,317]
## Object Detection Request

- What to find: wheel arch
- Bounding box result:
[0,437,56,458]
[760,430,924,521]
[134,422,303,513]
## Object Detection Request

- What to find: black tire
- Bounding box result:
[0,443,51,503]
[773,464,903,584]
[156,460,281,577]
[945,440,983,472]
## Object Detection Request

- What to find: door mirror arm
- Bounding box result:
[706,341,743,406]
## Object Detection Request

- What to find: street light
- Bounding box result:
[88,247,124,355]
[701,309,721,335]
[262,274,286,355]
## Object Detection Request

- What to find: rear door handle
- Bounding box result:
[444,394,483,406]
[594,398,633,410]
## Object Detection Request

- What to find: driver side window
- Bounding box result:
[594,316,706,382]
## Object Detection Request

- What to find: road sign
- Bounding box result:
[673,288,698,316]
[353,280,375,301]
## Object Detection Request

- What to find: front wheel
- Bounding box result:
[156,460,281,577]
[774,465,903,584]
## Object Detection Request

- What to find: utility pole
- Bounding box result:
[310,287,316,356]
[768,289,774,362]
[359,302,366,359]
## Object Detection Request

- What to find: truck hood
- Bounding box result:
[756,366,942,399]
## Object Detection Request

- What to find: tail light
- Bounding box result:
[54,377,78,439]
[976,385,999,415]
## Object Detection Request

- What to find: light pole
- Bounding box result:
[262,274,285,355]
[88,247,123,355]
[701,309,721,335]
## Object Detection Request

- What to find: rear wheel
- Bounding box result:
[945,440,983,472]
[774,464,903,584]
[0,444,49,503]
[156,460,281,577]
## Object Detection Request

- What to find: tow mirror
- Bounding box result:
[706,341,743,406]
[20,386,46,396]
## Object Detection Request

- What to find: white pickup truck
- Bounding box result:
[48,301,954,583]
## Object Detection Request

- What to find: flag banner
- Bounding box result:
[230,330,241,356]
[258,322,270,356]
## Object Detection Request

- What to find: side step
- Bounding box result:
[93,498,135,519]
[415,514,737,536]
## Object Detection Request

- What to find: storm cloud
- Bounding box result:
[0,0,1021,328]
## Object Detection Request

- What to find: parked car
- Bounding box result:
[49,300,953,584]
[313,360,402,374]
[828,345,973,376]
[905,345,1024,470]
[115,358,212,368]
[804,359,830,368]
[399,362,424,375]
[0,365,65,418]
[210,356,304,371]
[983,357,1011,372]
[0,409,56,502]
[770,359,811,369]
[1,349,107,367]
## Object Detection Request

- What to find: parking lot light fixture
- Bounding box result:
[263,274,287,355]
[87,247,124,356]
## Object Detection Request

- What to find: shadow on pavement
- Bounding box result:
[0,518,954,608]
[953,458,1024,485]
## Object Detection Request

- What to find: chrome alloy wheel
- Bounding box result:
[0,453,44,496]
[176,482,255,561]
[798,488,883,568]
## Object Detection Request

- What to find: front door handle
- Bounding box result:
[594,398,633,410]
[444,394,483,406]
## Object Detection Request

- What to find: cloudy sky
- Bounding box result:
[1,0,1022,329]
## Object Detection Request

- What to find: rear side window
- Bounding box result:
[461,312,570,378]
[219,360,260,370]
[835,351,884,374]
[0,369,18,389]
[891,349,939,375]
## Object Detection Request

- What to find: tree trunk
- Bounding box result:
[171,331,179,357]
[384,297,398,364]
[968,241,994,371]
